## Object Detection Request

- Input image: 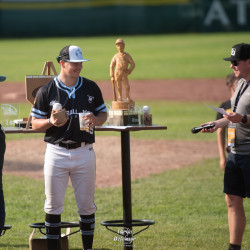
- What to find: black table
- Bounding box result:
[97,125,167,249]
[5,124,167,249]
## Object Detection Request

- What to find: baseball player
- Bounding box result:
[31,45,107,250]
[110,38,135,102]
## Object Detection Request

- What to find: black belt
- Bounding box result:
[58,142,87,150]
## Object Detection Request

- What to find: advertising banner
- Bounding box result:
[0,0,249,37]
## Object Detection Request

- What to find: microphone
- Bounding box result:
[0,75,6,82]
[191,124,215,134]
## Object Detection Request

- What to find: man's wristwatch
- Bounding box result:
[242,114,248,124]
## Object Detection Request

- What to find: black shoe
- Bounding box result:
[228,244,241,250]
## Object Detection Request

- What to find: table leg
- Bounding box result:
[121,131,133,249]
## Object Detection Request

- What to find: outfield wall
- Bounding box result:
[0,0,249,37]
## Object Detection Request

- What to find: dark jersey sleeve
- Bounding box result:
[92,82,107,115]
[31,83,52,119]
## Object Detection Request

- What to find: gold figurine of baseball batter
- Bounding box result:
[110,38,135,109]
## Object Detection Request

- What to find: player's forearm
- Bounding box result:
[32,117,52,132]
[95,112,107,126]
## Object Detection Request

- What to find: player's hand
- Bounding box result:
[49,110,67,127]
[83,113,96,127]
[83,112,107,127]
[200,122,218,133]
[223,112,243,123]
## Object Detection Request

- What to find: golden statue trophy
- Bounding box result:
[108,38,139,126]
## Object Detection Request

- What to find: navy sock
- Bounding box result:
[45,213,61,250]
[79,214,95,250]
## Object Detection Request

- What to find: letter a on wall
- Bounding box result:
[204,0,230,26]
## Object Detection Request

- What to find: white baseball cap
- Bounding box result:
[57,45,90,63]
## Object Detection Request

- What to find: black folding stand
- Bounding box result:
[29,222,80,237]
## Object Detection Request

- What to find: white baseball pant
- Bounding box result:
[44,143,97,215]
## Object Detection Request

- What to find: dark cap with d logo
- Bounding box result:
[223,43,250,61]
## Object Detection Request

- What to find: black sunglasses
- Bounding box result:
[231,61,238,66]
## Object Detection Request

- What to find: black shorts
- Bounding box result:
[224,152,250,198]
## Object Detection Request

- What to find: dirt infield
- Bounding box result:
[0,78,228,103]
[1,79,227,187]
[4,137,219,188]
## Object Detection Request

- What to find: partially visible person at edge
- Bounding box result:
[201,43,250,250]
[0,123,6,237]
[31,45,107,250]
[216,73,238,171]
[0,76,6,236]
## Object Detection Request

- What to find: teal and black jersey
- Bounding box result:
[31,76,107,144]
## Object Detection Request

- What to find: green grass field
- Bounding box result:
[1,32,248,249]
[0,32,250,82]
[1,158,250,249]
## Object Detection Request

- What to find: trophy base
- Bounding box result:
[108,109,139,126]
[112,99,135,110]
[140,114,152,126]
[14,118,29,128]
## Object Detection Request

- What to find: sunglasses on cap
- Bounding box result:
[231,61,238,66]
